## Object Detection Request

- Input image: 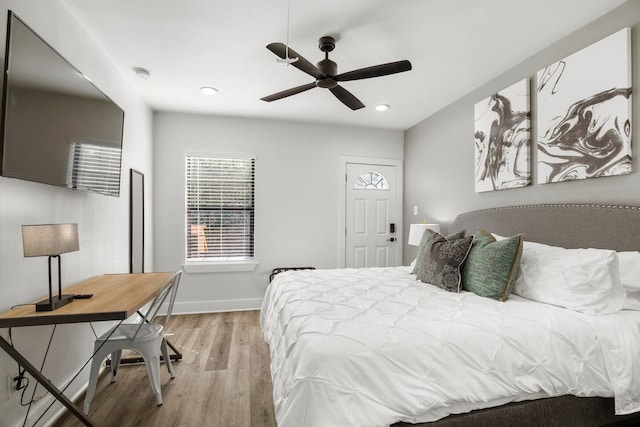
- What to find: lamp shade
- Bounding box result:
[407,223,441,246]
[22,224,79,257]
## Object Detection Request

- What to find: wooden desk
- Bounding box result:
[0,272,179,426]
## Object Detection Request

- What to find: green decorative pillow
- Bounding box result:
[412,229,466,275]
[417,233,474,292]
[462,229,524,301]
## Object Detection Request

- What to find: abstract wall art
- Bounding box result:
[474,79,531,192]
[537,28,632,184]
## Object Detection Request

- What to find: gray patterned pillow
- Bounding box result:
[412,229,466,275]
[417,233,474,292]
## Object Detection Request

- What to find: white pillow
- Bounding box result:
[624,291,640,310]
[618,251,640,292]
[513,240,626,315]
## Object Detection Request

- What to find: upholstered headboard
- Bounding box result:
[449,204,640,252]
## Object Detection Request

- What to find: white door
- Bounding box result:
[345,163,398,268]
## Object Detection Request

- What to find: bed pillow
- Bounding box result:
[624,291,640,310]
[618,251,640,292]
[417,233,474,292]
[617,251,640,310]
[462,229,524,301]
[412,228,466,275]
[513,241,626,315]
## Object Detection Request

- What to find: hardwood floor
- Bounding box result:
[55,311,277,427]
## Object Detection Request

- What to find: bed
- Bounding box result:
[260,204,640,427]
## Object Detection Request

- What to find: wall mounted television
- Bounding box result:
[0,11,125,197]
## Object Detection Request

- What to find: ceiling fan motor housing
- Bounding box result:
[317,58,338,89]
[317,58,337,76]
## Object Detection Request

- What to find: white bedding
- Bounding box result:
[260,266,640,427]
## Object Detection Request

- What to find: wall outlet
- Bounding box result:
[7,371,45,402]
[7,371,38,401]
[10,371,22,391]
[9,371,23,397]
[6,372,17,400]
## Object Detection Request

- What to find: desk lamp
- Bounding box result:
[22,224,79,312]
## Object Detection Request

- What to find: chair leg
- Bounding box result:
[143,354,163,406]
[110,350,122,383]
[84,349,104,415]
[161,338,175,379]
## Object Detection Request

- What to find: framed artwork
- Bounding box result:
[130,169,144,273]
[474,78,531,192]
[537,28,632,184]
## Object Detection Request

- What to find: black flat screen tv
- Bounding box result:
[0,11,125,197]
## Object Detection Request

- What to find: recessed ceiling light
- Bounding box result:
[375,104,390,111]
[200,87,219,95]
[132,67,151,79]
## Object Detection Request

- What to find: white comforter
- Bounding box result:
[260,267,640,427]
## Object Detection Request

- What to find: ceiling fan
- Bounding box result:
[261,36,412,110]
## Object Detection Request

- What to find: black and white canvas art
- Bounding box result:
[537,28,632,184]
[474,79,531,193]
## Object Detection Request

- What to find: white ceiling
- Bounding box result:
[61,0,625,130]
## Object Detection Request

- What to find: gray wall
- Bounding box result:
[0,1,154,425]
[153,112,404,313]
[403,1,640,264]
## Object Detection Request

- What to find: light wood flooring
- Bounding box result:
[55,311,277,427]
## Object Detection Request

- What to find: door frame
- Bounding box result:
[338,156,404,268]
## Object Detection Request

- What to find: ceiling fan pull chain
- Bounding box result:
[277,0,298,64]
[285,0,291,58]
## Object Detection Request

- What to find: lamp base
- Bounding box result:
[35,294,74,312]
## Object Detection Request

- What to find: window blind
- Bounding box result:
[67,142,122,197]
[186,155,255,261]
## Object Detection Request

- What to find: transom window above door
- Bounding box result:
[353,171,389,190]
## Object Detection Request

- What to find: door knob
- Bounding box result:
[387,237,396,242]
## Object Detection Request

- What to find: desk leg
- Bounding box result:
[0,336,96,427]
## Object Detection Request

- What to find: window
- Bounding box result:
[354,171,389,190]
[186,155,255,262]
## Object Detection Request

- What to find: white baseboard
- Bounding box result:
[171,298,263,314]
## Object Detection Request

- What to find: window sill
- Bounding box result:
[182,260,258,274]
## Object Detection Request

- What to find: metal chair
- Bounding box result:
[83,271,182,414]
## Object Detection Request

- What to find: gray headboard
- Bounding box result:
[449,204,640,252]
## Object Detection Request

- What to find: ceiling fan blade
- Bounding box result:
[335,60,412,82]
[266,43,324,79]
[260,82,317,102]
[329,85,365,110]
